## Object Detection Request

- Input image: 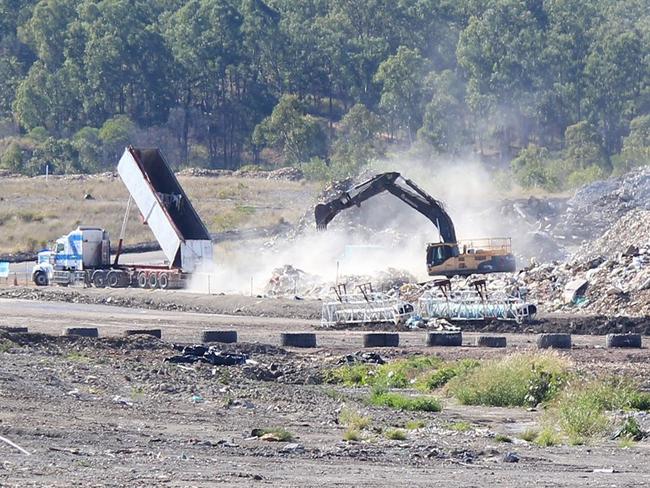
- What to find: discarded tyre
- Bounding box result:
[362,333,400,348]
[475,335,507,348]
[537,333,571,349]
[0,326,28,333]
[280,332,317,348]
[426,331,462,347]
[124,329,162,339]
[606,333,642,349]
[64,327,99,338]
[201,330,237,343]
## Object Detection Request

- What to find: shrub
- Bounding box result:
[553,379,649,442]
[446,353,569,407]
[369,390,442,412]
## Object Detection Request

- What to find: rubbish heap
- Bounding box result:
[519,209,650,317]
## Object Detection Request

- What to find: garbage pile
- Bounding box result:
[264,265,418,299]
[518,210,650,316]
[176,166,304,181]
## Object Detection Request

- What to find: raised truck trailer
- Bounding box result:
[32,147,213,289]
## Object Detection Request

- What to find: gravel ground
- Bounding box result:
[1,296,650,486]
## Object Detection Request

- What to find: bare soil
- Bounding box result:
[1,297,650,487]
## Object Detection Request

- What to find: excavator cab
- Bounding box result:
[427,238,516,277]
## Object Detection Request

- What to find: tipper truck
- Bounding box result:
[32,147,213,289]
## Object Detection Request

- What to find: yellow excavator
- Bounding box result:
[315,172,516,277]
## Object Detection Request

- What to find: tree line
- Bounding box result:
[0,0,648,190]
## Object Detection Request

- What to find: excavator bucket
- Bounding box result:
[315,203,336,230]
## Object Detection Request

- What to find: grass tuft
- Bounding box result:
[339,407,371,431]
[405,420,426,430]
[384,428,407,440]
[343,428,361,441]
[534,427,561,447]
[520,428,539,442]
[495,433,512,443]
[446,352,569,407]
[448,421,473,432]
[369,390,442,412]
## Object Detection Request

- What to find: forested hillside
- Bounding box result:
[0,0,649,190]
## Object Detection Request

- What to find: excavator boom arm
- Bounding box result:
[314,172,457,243]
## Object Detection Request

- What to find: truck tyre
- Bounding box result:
[537,333,571,349]
[33,270,48,286]
[476,335,507,348]
[280,332,317,348]
[158,273,170,289]
[148,273,159,289]
[606,333,642,349]
[107,271,121,288]
[362,332,400,348]
[137,272,148,288]
[92,270,107,288]
[426,331,462,347]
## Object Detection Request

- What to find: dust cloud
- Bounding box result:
[188,156,516,295]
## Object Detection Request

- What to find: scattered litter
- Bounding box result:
[165,345,248,366]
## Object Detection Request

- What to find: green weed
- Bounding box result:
[343,428,360,441]
[446,352,569,407]
[534,427,560,447]
[339,407,371,431]
[405,420,426,430]
[384,428,407,440]
[369,390,442,412]
[495,433,512,443]
[447,421,473,432]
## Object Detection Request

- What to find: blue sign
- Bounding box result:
[0,262,9,278]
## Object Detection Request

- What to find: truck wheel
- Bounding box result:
[148,273,159,289]
[92,270,107,288]
[158,273,169,289]
[137,272,148,288]
[107,271,121,288]
[33,270,48,286]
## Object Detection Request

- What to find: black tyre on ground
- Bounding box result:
[280,332,317,348]
[92,270,107,288]
[124,329,162,339]
[64,327,99,338]
[201,330,237,343]
[362,333,400,348]
[426,331,462,347]
[0,326,28,333]
[475,335,507,348]
[33,270,48,286]
[606,333,642,348]
[537,333,571,349]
